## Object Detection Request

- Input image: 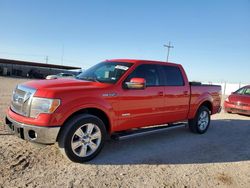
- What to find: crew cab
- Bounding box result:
[5,59,221,162]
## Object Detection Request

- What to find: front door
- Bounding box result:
[115,64,165,131]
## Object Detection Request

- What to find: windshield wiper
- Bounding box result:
[77,76,100,82]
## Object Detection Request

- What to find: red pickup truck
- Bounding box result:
[5,59,221,162]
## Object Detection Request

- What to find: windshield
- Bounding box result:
[76,62,133,84]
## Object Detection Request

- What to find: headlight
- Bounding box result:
[225,97,229,102]
[30,97,60,118]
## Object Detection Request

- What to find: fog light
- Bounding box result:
[28,130,37,140]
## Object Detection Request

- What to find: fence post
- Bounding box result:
[223,82,227,96]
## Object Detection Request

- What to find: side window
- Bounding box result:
[125,64,162,86]
[244,88,250,95]
[235,88,245,94]
[162,65,184,86]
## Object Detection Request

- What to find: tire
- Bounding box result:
[188,106,210,134]
[58,114,107,163]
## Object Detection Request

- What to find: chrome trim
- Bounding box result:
[114,123,186,140]
[11,84,36,117]
[5,116,60,144]
[71,123,102,157]
[122,113,131,117]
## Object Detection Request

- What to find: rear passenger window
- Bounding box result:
[162,65,184,86]
[244,88,250,95]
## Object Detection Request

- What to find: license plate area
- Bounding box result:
[236,105,242,109]
[5,117,25,139]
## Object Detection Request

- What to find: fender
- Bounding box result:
[188,92,213,119]
[49,96,115,129]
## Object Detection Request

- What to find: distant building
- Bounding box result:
[0,58,81,78]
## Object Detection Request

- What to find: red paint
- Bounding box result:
[224,85,250,115]
[7,59,222,133]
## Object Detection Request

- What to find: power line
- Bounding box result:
[163,41,174,62]
[0,51,46,57]
[0,50,82,66]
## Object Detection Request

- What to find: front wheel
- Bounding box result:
[58,114,107,163]
[188,106,211,134]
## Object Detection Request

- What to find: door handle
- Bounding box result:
[158,91,164,96]
[183,91,189,95]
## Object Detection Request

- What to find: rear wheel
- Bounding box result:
[58,114,106,163]
[188,106,210,134]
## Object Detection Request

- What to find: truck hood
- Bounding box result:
[23,78,108,90]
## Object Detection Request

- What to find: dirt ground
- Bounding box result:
[0,76,250,188]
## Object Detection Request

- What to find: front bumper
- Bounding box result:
[224,102,250,116]
[224,107,250,115]
[5,116,60,144]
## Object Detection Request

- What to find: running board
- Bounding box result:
[111,123,187,141]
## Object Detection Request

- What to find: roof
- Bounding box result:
[0,58,81,70]
[106,59,178,66]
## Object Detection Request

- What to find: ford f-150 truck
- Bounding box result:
[5,59,221,162]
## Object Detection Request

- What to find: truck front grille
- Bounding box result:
[11,85,36,117]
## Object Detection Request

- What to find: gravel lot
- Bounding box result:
[0,76,250,187]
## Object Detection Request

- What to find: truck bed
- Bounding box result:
[189,83,221,118]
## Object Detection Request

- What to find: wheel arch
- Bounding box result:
[200,100,213,114]
[189,98,213,120]
[56,107,111,142]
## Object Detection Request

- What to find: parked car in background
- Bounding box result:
[46,73,75,79]
[27,69,44,79]
[224,85,250,116]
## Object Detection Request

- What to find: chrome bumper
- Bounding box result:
[5,116,60,144]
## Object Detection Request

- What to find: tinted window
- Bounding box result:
[235,88,245,94]
[161,65,184,86]
[125,64,162,86]
[244,88,250,95]
[63,73,73,76]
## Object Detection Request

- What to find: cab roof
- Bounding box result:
[105,59,180,67]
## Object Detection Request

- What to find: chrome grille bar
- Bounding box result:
[11,85,36,117]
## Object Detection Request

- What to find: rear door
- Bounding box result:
[160,65,190,122]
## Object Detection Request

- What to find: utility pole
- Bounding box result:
[163,41,174,62]
[45,56,48,64]
[61,44,64,65]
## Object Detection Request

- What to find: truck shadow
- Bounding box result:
[90,119,250,165]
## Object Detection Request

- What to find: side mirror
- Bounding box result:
[124,78,146,89]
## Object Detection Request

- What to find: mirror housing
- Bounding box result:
[124,78,146,89]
